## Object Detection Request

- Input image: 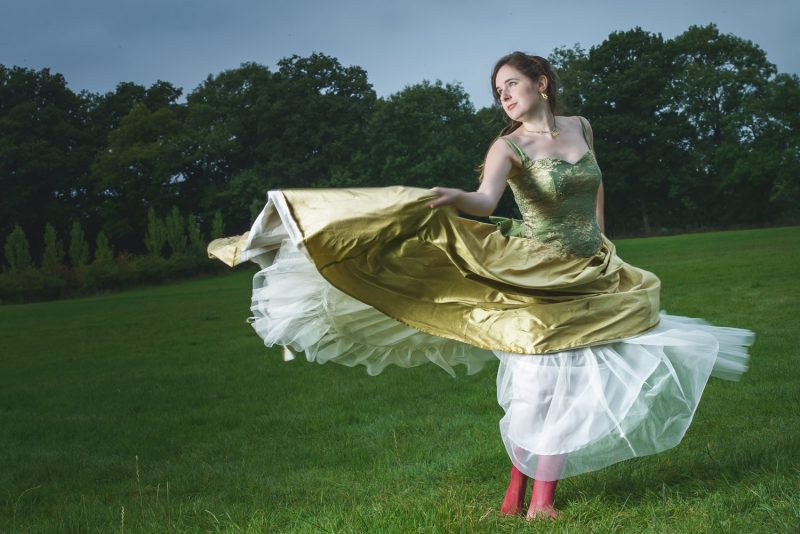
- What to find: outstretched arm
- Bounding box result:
[429,139,515,217]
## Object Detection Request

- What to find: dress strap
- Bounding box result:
[578,116,594,151]
[501,137,528,161]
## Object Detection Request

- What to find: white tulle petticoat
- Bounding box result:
[249,238,496,376]
[243,194,753,480]
[494,315,751,480]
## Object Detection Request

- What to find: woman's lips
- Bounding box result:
[506,103,517,111]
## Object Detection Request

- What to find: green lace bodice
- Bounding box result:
[501,120,602,258]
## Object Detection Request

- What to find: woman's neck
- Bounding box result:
[520,107,555,133]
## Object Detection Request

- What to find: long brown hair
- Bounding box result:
[491,52,559,136]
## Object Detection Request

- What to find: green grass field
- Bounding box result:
[1,227,799,533]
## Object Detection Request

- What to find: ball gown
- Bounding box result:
[207,118,753,481]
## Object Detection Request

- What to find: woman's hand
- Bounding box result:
[428,187,463,209]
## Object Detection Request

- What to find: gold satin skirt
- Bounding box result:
[209,186,661,355]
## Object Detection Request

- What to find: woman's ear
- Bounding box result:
[538,75,548,93]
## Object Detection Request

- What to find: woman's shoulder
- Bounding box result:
[557,115,591,127]
[494,134,524,157]
[556,116,593,141]
[489,135,525,172]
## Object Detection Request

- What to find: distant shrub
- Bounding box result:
[165,206,187,255]
[187,213,205,254]
[0,269,66,303]
[211,210,224,239]
[83,232,119,292]
[131,254,167,283]
[3,224,33,272]
[41,224,65,274]
[0,210,227,304]
[144,207,167,257]
[94,232,114,264]
[68,222,90,268]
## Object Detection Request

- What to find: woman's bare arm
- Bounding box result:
[429,139,514,217]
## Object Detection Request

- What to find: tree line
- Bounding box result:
[1,207,224,302]
[1,23,798,300]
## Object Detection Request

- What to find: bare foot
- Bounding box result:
[526,504,561,521]
[499,466,529,515]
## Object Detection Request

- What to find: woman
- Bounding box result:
[431,52,613,519]
[208,52,753,521]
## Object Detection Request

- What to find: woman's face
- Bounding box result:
[494,64,544,121]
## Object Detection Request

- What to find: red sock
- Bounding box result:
[500,465,529,515]
[527,454,566,519]
[530,478,558,509]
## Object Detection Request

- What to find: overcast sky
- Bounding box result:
[2,0,797,109]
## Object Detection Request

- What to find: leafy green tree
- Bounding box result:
[84,81,184,243]
[760,73,800,221]
[90,102,185,249]
[356,81,483,191]
[670,24,779,226]
[165,206,187,255]
[85,82,148,133]
[94,231,114,264]
[249,198,264,223]
[181,54,377,231]
[568,28,681,234]
[68,222,90,268]
[41,223,64,273]
[144,207,167,257]
[267,53,377,188]
[187,213,205,253]
[85,80,183,145]
[552,25,798,232]
[0,36,795,268]
[214,169,270,231]
[231,55,374,227]
[3,224,33,271]
[211,211,224,239]
[549,43,597,117]
[181,63,274,224]
[0,66,93,262]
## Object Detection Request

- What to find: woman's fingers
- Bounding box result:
[429,187,446,208]
[428,187,461,209]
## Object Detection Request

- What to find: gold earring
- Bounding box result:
[540,92,549,101]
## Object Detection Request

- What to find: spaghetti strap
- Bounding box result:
[577,116,594,151]
[501,137,528,161]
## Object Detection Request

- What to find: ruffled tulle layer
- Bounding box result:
[250,238,496,376]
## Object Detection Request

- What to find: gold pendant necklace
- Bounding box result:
[523,117,559,138]
[523,127,559,138]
